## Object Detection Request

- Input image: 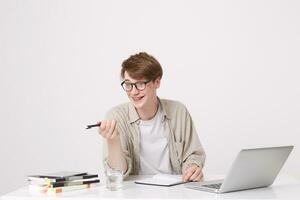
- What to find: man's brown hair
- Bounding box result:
[121,52,163,81]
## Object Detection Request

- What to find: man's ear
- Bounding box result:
[154,77,161,88]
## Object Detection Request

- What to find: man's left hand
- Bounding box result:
[182,164,203,182]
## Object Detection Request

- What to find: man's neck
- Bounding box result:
[137,98,159,121]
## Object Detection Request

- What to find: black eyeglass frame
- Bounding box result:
[121,80,152,92]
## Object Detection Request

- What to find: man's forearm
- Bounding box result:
[107,137,128,173]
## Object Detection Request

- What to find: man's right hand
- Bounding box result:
[98,120,118,139]
[98,119,126,172]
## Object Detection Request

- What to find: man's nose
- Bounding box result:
[131,85,139,95]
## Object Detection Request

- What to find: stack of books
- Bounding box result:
[27,171,100,194]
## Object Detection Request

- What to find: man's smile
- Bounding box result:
[131,96,145,102]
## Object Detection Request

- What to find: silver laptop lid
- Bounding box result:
[219,145,293,193]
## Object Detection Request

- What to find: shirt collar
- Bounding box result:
[128,103,140,123]
[128,97,171,124]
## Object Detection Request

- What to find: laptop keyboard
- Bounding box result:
[202,183,222,189]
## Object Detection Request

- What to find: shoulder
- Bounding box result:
[159,98,189,117]
[160,98,186,108]
[105,102,131,120]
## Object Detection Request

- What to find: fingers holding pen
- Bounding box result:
[98,120,117,139]
[100,120,110,138]
[99,120,106,136]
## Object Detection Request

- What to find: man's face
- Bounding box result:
[123,71,160,109]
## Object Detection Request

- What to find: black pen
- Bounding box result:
[86,122,101,129]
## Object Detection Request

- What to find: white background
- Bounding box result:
[0,0,299,195]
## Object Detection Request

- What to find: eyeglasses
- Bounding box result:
[121,80,152,92]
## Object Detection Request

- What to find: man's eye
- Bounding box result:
[136,83,144,87]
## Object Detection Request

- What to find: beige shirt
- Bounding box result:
[105,98,206,178]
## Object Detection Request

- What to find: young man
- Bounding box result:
[98,52,205,182]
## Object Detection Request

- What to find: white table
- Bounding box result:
[1,174,300,200]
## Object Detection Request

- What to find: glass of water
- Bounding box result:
[106,168,123,191]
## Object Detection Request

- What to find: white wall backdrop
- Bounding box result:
[1,0,299,195]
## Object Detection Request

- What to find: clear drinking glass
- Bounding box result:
[106,168,123,191]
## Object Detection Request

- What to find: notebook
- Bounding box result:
[28,171,87,179]
[27,171,98,183]
[135,174,183,187]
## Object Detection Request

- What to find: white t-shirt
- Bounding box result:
[138,105,173,175]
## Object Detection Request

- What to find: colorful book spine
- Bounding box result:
[51,179,100,188]
[29,184,93,194]
[47,184,91,194]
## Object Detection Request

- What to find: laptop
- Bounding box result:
[185,145,293,193]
